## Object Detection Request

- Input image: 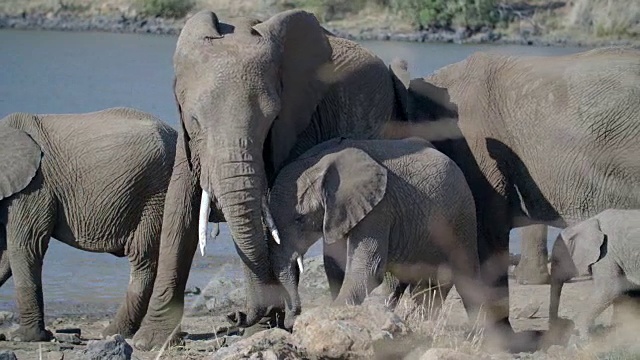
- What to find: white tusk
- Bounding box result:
[262,197,281,245]
[296,256,304,274]
[198,190,212,256]
[211,222,220,239]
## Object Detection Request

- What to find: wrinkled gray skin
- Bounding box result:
[132,9,436,350]
[267,137,483,329]
[408,47,640,348]
[0,108,176,342]
[515,225,550,285]
[549,209,640,338]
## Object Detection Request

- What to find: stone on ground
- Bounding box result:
[83,334,132,360]
[293,302,408,359]
[209,328,305,360]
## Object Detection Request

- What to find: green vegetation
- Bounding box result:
[284,0,498,28]
[136,0,193,18]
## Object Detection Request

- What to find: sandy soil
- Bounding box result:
[2,259,639,360]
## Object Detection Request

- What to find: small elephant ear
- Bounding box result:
[318,147,388,244]
[560,218,605,276]
[389,57,411,121]
[0,119,43,201]
[252,10,333,173]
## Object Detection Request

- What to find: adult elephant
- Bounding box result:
[0,108,176,341]
[132,10,443,350]
[405,47,640,350]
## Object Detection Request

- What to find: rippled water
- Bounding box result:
[0,29,579,313]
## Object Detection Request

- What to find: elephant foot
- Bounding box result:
[101,321,138,339]
[10,325,52,342]
[484,319,543,353]
[226,308,286,338]
[132,322,185,351]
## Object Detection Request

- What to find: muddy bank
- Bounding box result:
[2,255,640,359]
[1,9,638,48]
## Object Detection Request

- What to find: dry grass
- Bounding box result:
[566,0,640,37]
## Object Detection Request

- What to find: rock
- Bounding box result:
[293,302,408,359]
[210,328,305,360]
[0,311,14,325]
[47,351,65,360]
[419,348,476,360]
[185,286,201,296]
[84,334,133,360]
[0,333,5,341]
[55,332,82,345]
[0,351,17,360]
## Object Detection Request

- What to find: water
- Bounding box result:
[0,29,579,313]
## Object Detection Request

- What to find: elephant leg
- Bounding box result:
[577,261,623,338]
[514,225,550,285]
[103,209,161,338]
[407,280,453,320]
[0,226,12,287]
[323,240,347,300]
[613,288,640,325]
[133,156,200,351]
[475,201,538,352]
[380,273,408,310]
[332,218,390,306]
[6,226,52,341]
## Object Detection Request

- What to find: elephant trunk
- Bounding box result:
[549,277,563,321]
[205,140,284,327]
[0,227,10,287]
[271,248,302,329]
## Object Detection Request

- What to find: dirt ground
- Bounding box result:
[2,260,639,360]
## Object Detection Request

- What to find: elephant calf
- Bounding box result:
[0,108,176,342]
[266,137,483,327]
[549,209,640,338]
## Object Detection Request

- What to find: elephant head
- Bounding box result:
[549,217,605,320]
[267,139,388,325]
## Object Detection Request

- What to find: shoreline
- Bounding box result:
[1,10,639,48]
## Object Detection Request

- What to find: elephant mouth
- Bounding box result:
[197,188,283,256]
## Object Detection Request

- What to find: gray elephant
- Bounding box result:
[132,10,443,349]
[549,209,640,338]
[406,46,640,349]
[0,108,176,342]
[265,137,483,328]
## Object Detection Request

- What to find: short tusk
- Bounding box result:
[296,256,304,274]
[262,196,281,245]
[198,190,212,256]
[211,222,220,239]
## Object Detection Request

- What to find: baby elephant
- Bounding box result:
[266,137,482,326]
[0,108,176,342]
[549,209,640,338]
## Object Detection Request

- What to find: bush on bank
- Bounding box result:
[136,0,193,18]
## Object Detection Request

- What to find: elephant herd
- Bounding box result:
[1,8,639,353]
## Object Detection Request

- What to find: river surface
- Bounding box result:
[0,29,583,315]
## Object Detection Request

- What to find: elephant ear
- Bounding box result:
[0,121,43,201]
[389,57,411,121]
[560,218,605,277]
[317,147,387,244]
[252,10,333,173]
